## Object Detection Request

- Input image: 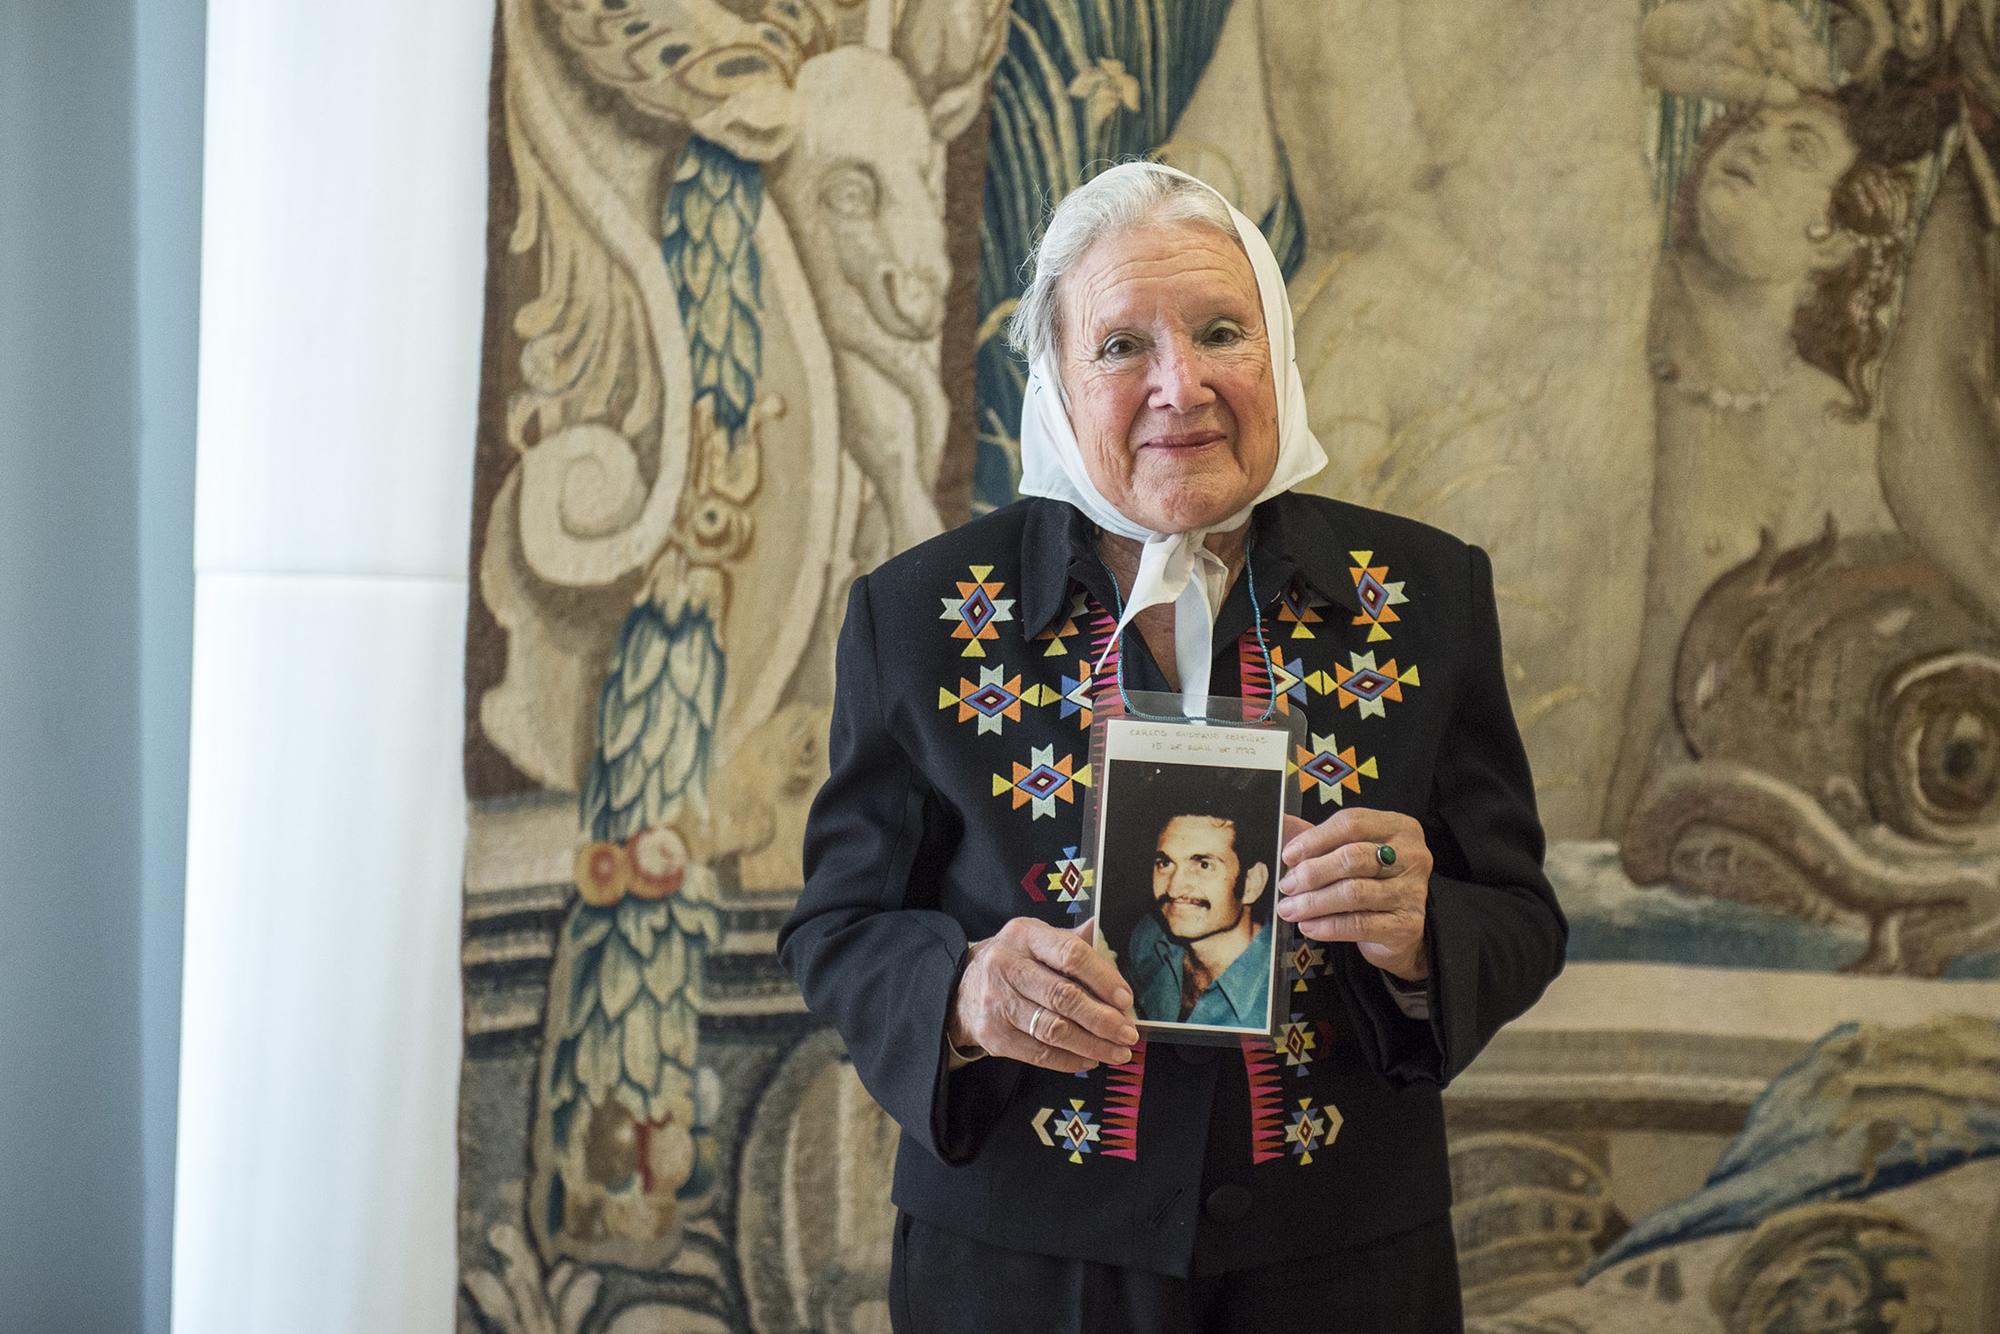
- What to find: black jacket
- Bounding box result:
[778,493,1565,1278]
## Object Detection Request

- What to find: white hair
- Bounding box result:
[1004,163,1241,368]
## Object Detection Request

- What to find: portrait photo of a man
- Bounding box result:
[1092,726,1286,1038]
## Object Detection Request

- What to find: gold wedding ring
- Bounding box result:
[1028,1005,1047,1044]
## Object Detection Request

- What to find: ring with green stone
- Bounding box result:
[1374,843,1397,869]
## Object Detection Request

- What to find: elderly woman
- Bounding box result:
[778,162,1565,1332]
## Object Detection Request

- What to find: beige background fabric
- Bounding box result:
[457,1,2000,1328]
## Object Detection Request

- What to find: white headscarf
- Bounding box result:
[1018,162,1328,716]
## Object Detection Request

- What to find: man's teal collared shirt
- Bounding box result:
[1127,912,1272,1028]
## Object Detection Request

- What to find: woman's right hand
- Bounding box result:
[947,918,1140,1073]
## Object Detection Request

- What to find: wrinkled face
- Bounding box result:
[1056,222,1279,533]
[1152,815,1268,943]
[1695,101,1858,283]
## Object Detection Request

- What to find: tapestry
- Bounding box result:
[457,1,2000,1329]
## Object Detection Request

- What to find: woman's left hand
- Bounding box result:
[1276,809,1431,983]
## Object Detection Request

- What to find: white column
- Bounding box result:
[173,2,490,1330]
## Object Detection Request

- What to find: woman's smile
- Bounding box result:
[1143,429,1227,451]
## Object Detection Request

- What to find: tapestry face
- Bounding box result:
[458,1,2000,1330]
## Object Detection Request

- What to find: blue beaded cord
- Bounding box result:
[1095,546,1278,724]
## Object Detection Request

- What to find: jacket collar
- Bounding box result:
[1017,493,1366,641]
[1132,914,1276,1028]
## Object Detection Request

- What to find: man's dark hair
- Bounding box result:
[1135,762,1274,901]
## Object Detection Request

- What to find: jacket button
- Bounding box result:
[1203,1185,1252,1223]
[1177,1043,1216,1065]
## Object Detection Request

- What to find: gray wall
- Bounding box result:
[135,0,203,1327]
[0,1,200,1330]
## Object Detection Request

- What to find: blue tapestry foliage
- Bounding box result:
[974,0,1307,514]
[546,598,727,1171]
[544,885,722,1142]
[1587,1016,2000,1275]
[662,138,765,439]
[581,601,725,843]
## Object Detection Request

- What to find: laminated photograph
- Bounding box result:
[1089,715,1289,1044]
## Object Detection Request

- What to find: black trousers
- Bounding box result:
[890,1211,1465,1334]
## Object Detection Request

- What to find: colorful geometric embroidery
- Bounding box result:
[1019,861,1048,903]
[993,743,1090,819]
[1291,731,1379,807]
[1032,1098,1101,1163]
[1243,1038,1288,1164]
[1043,847,1092,918]
[1057,660,1097,728]
[937,665,1025,735]
[1348,551,1408,643]
[1266,647,1308,714]
[1032,590,1089,658]
[939,564,1016,658]
[1286,936,1328,994]
[1329,650,1421,720]
[1286,1097,1340,1163]
[1234,631,1273,718]
[1082,598,1125,714]
[1277,1013,1335,1075]
[1275,583,1328,640]
[1099,1040,1146,1161]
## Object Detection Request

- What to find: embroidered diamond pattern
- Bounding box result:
[993,744,1090,819]
[1044,847,1093,917]
[1347,551,1408,644]
[968,683,1016,714]
[1330,651,1420,720]
[1280,1018,1317,1066]
[1355,573,1390,617]
[1022,764,1063,795]
[940,564,1016,658]
[938,665,1027,735]
[960,587,997,635]
[1302,750,1354,787]
[1033,1098,1102,1163]
[1287,1097,1340,1164]
[1054,1105,1097,1153]
[1292,731,1378,807]
[1276,583,1327,640]
[1287,939,1327,993]
[1344,669,1392,699]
